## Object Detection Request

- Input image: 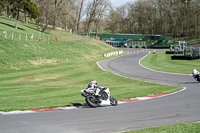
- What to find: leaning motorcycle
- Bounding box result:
[192,69,200,82]
[81,87,118,108]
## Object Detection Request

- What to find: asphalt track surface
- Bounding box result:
[0,49,200,133]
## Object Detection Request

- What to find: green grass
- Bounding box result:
[0,60,180,111]
[188,39,200,45]
[141,50,200,74]
[125,122,200,133]
[0,17,181,111]
[0,16,79,41]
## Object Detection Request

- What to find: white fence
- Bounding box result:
[0,29,82,43]
[103,51,123,58]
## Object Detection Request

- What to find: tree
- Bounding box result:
[52,0,64,30]
[85,0,110,36]
[0,0,6,13]
[94,0,111,36]
[24,0,39,23]
[106,0,200,39]
[77,0,84,34]
[8,0,39,29]
[36,0,80,32]
[106,5,128,33]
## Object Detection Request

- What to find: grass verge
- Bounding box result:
[140,50,200,74]
[125,122,200,133]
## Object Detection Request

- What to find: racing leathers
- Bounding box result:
[86,83,101,96]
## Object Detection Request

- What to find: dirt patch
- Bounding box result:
[21,76,35,83]
[29,58,57,66]
[10,66,20,70]
[33,74,61,82]
[19,74,61,84]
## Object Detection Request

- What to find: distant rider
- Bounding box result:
[193,69,199,75]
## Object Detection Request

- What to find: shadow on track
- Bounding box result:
[181,82,200,84]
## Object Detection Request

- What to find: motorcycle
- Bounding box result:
[192,69,200,82]
[81,87,118,108]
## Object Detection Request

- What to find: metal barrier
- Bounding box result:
[184,47,200,59]
[105,40,146,48]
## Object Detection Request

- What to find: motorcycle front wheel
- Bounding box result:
[110,96,118,106]
[86,95,100,108]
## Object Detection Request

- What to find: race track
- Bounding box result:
[0,48,199,133]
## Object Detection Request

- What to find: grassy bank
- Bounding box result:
[141,50,200,74]
[0,39,180,111]
[125,122,200,133]
[0,16,79,42]
[0,17,181,111]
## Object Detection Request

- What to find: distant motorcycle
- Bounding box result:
[81,87,118,108]
[192,69,200,82]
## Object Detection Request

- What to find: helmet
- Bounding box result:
[91,80,97,85]
[193,69,199,75]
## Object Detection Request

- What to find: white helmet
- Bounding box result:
[91,80,97,85]
[193,69,199,75]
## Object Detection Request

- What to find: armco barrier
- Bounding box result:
[103,51,123,58]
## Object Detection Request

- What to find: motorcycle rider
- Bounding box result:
[86,80,101,96]
[193,69,199,75]
[192,69,200,81]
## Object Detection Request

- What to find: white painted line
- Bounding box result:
[57,105,89,110]
[117,101,127,104]
[162,87,187,98]
[96,62,106,71]
[135,97,152,100]
[0,111,36,115]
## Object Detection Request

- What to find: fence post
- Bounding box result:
[19,33,21,40]
[47,35,49,44]
[30,34,34,40]
[4,31,6,39]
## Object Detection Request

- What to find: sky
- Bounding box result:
[110,0,136,8]
[86,0,136,8]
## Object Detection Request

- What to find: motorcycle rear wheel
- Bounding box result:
[198,76,200,82]
[194,76,200,82]
[86,95,100,108]
[110,96,118,106]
